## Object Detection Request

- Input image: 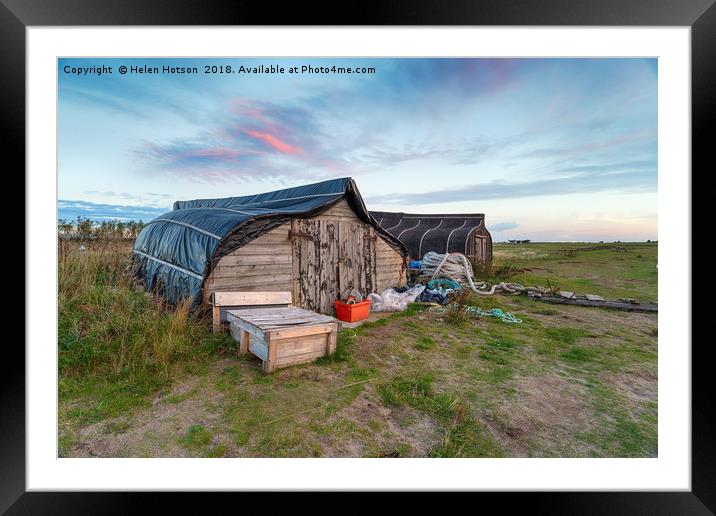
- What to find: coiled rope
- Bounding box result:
[421,251,548,296]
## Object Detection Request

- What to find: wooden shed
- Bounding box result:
[370,211,493,264]
[132,178,408,314]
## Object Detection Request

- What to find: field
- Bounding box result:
[58,240,657,458]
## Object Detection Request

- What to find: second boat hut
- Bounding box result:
[370,211,493,264]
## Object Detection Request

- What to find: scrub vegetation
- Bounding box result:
[58,237,657,458]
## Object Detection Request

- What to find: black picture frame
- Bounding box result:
[4,0,710,512]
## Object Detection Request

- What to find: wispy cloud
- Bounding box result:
[58,199,167,221]
[132,97,355,183]
[127,60,536,182]
[367,168,655,205]
[516,128,656,160]
[83,190,175,207]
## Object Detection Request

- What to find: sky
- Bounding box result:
[58,58,658,242]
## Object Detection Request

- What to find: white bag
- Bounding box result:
[368,284,426,312]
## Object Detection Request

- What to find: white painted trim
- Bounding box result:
[418,219,443,258]
[384,219,403,232]
[397,219,421,239]
[445,220,467,253]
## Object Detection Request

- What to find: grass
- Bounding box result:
[181,424,212,449]
[414,336,436,351]
[58,238,658,458]
[490,242,658,301]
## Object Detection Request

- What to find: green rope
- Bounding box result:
[428,304,522,323]
[470,307,522,324]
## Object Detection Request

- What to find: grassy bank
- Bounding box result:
[58,239,657,458]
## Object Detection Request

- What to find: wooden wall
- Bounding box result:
[203,199,406,313]
[375,236,405,291]
[203,222,293,298]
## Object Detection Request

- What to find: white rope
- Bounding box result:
[420,251,549,296]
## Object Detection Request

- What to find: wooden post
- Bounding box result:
[327,329,337,355]
[239,329,250,354]
[263,335,277,373]
[212,305,221,333]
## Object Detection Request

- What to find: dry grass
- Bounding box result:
[58,239,235,454]
[59,240,229,376]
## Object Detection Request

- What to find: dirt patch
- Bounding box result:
[70,360,234,458]
[481,373,593,457]
[603,369,657,406]
[317,389,441,457]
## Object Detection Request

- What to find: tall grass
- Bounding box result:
[58,239,232,384]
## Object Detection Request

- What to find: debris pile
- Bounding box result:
[366,251,657,314]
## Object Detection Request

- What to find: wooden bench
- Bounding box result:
[227,307,338,373]
[211,291,293,333]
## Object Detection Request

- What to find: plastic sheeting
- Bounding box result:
[132,177,407,306]
[368,285,426,312]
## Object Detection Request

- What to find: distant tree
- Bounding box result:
[76,216,94,240]
[58,219,73,237]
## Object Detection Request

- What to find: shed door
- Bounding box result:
[291,219,376,314]
[291,218,338,314]
[337,222,376,300]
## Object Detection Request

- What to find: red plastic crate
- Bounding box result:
[335,299,371,323]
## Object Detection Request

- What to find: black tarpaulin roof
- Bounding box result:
[370,211,487,259]
[132,177,406,305]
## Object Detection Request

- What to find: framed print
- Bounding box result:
[5,0,712,511]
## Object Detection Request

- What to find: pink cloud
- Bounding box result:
[243,129,301,154]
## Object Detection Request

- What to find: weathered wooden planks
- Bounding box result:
[293,202,378,314]
[227,306,339,372]
[291,217,332,313]
[374,237,405,291]
[215,291,292,307]
[210,265,292,279]
[217,254,292,267]
[212,290,293,332]
[224,244,292,256]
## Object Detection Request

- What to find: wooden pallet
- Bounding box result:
[227,307,338,373]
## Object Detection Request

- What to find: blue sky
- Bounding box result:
[58,58,657,241]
